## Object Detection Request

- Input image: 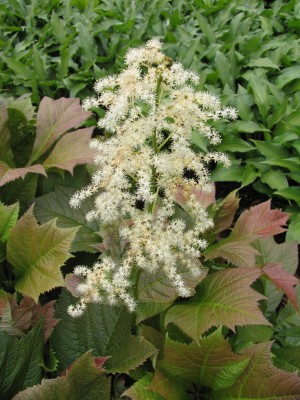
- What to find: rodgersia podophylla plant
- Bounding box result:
[68,39,237,316]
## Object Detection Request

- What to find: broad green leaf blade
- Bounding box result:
[43,127,95,173]
[51,290,157,373]
[276,66,300,89]
[34,185,100,253]
[30,97,91,164]
[0,201,19,242]
[273,347,300,374]
[0,324,44,400]
[7,207,78,302]
[0,161,46,187]
[275,187,300,207]
[165,268,269,341]
[13,351,111,400]
[209,343,300,399]
[159,329,250,390]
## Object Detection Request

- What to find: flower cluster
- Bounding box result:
[68,39,237,317]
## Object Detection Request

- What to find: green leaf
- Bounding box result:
[231,120,269,133]
[159,328,250,390]
[2,56,32,80]
[51,290,157,373]
[7,207,78,302]
[252,140,290,158]
[30,97,91,165]
[287,215,300,243]
[248,57,280,70]
[273,347,300,374]
[149,369,191,400]
[50,12,66,44]
[261,169,289,190]
[248,74,270,119]
[124,373,164,400]
[13,351,111,400]
[0,201,19,242]
[34,185,100,253]
[0,323,44,400]
[275,187,300,206]
[217,136,255,153]
[209,343,300,399]
[165,268,269,342]
[276,66,300,89]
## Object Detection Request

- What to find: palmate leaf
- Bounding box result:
[204,234,259,268]
[209,343,300,399]
[158,328,250,390]
[7,207,78,302]
[13,351,111,400]
[0,323,44,400]
[165,268,269,342]
[34,185,100,253]
[0,161,46,187]
[148,369,191,400]
[42,127,95,174]
[137,266,206,323]
[29,97,92,164]
[232,200,289,238]
[273,347,300,374]
[51,289,157,373]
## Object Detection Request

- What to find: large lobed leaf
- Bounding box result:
[158,328,250,390]
[0,323,44,400]
[12,351,111,400]
[124,373,164,400]
[165,268,270,341]
[209,342,300,399]
[30,97,92,164]
[42,127,95,174]
[232,200,289,238]
[51,289,157,373]
[34,185,100,253]
[0,161,46,187]
[0,201,19,242]
[7,207,78,302]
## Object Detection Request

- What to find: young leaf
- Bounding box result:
[209,343,300,399]
[212,190,240,234]
[13,351,111,400]
[165,268,269,341]
[0,161,46,187]
[34,185,100,253]
[232,200,289,238]
[30,97,91,164]
[0,201,19,242]
[158,328,250,390]
[0,323,44,400]
[7,207,78,302]
[51,290,157,373]
[42,127,95,173]
[262,263,298,310]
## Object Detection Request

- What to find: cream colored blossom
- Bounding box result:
[68,39,237,317]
